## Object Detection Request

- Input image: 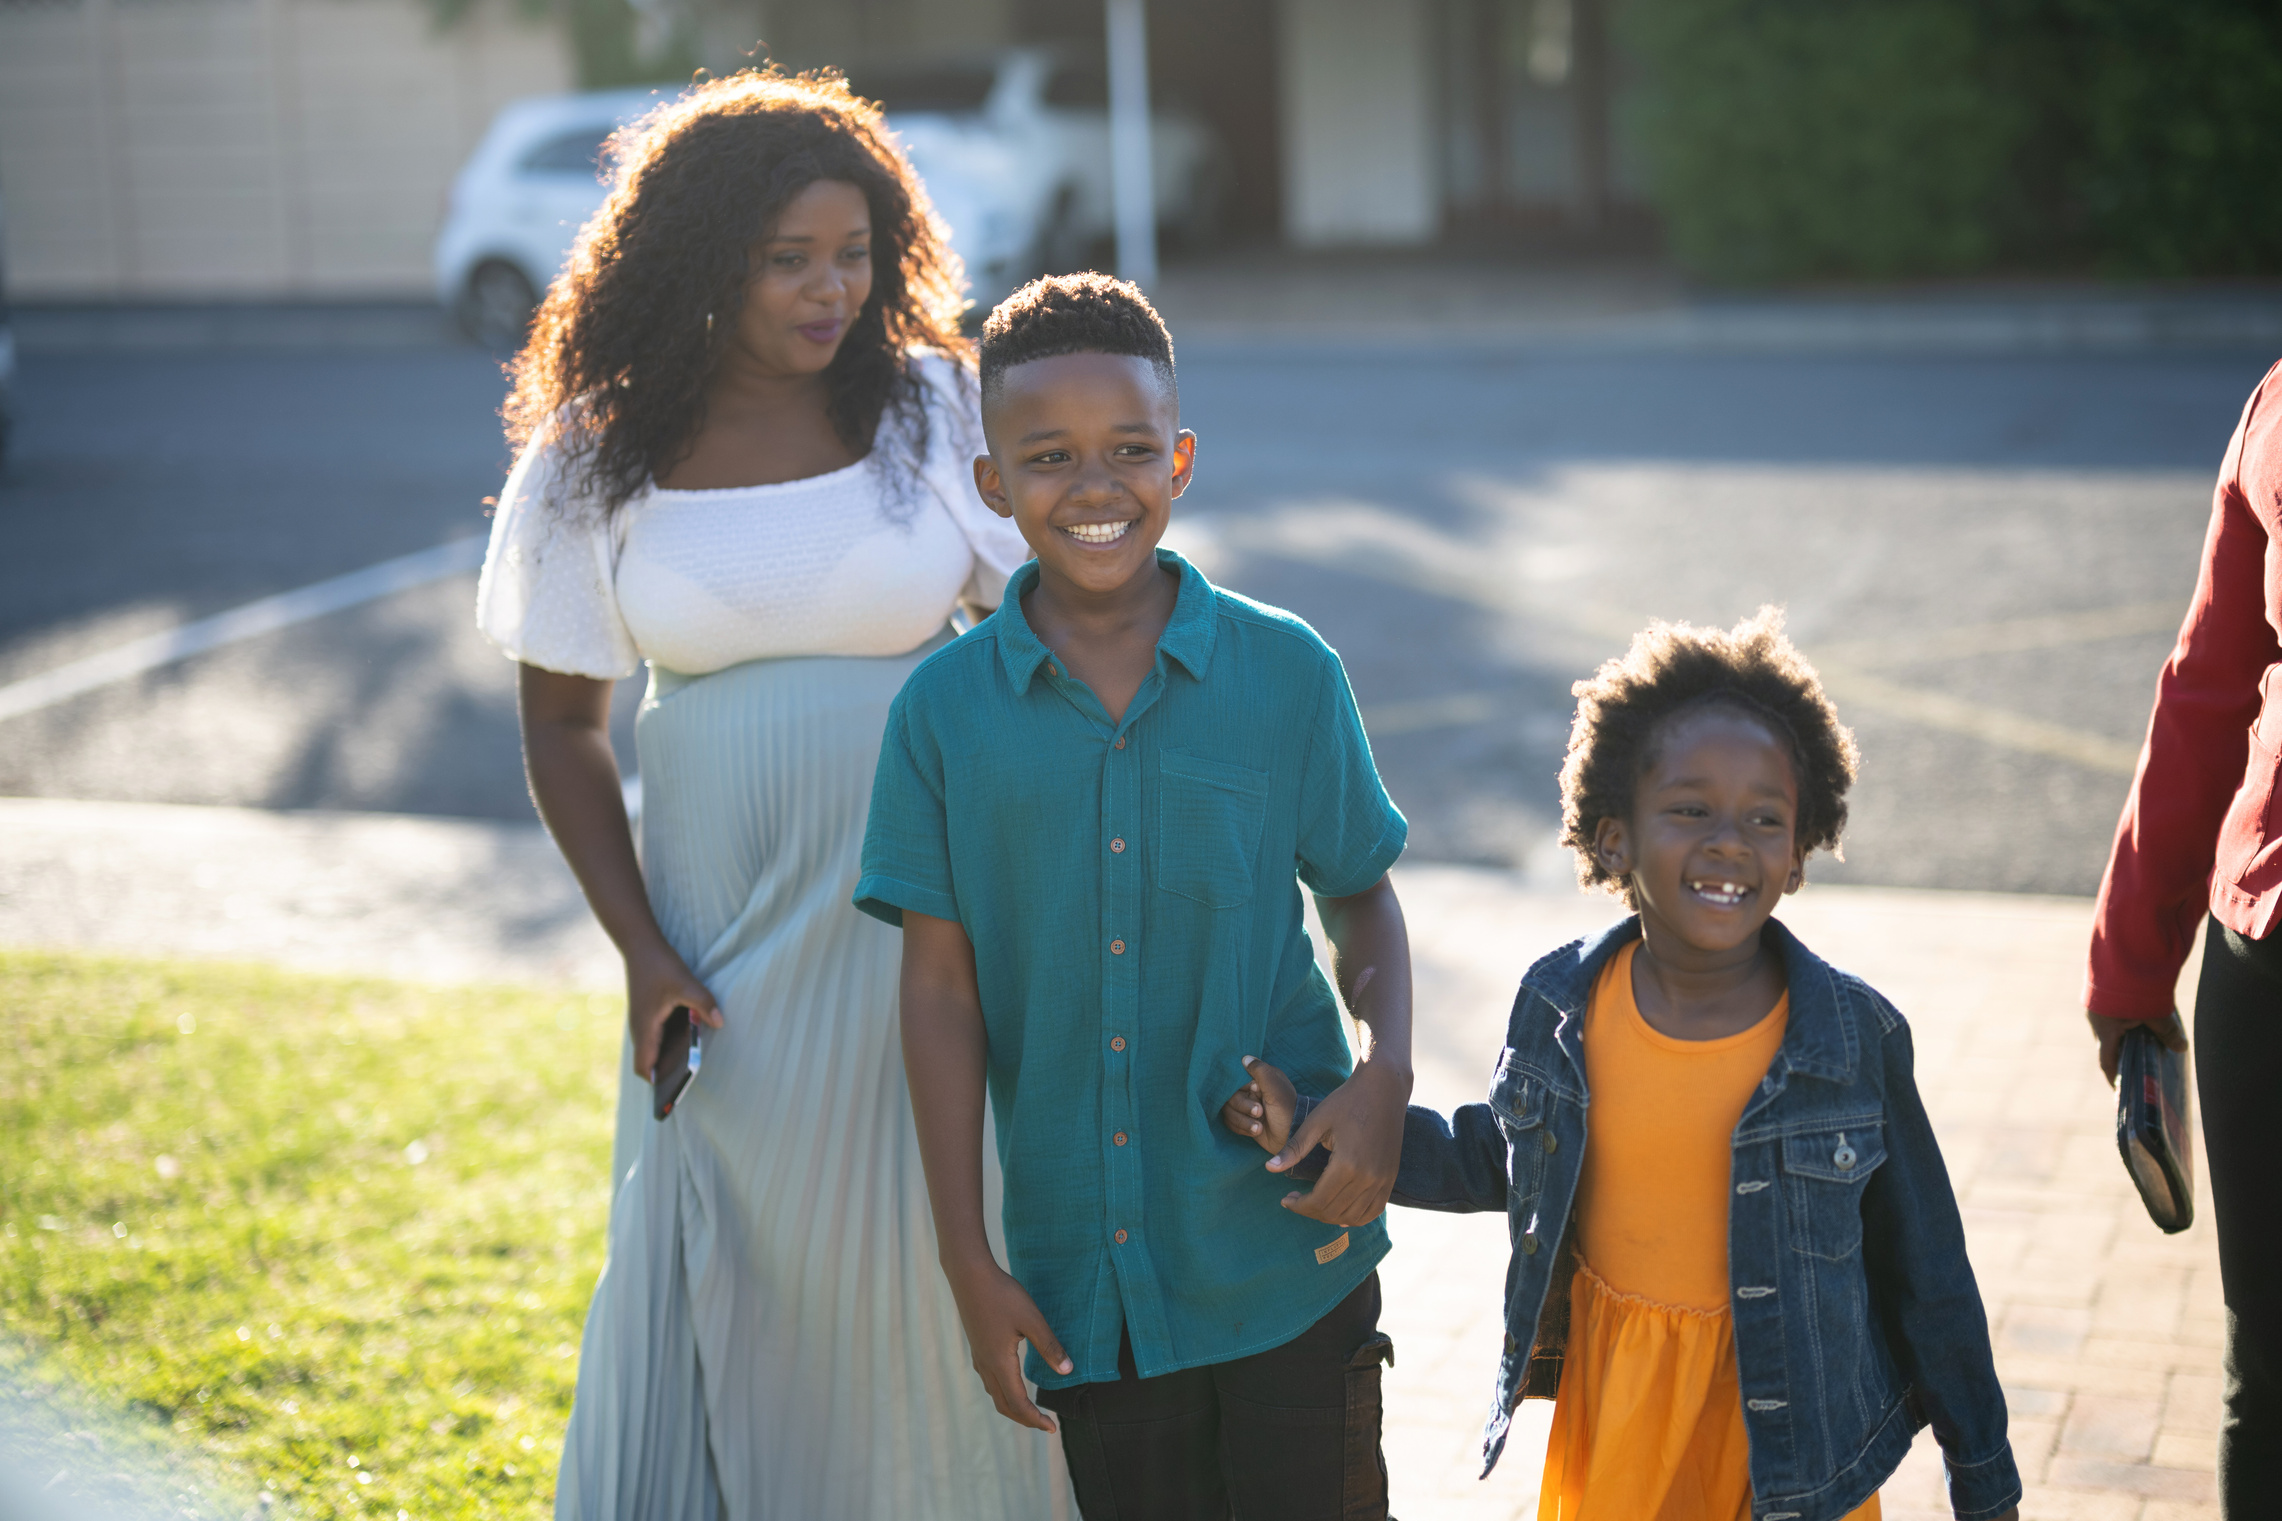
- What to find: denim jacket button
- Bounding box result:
[1521,1232,1540,1255]
[1504,1332,1519,1354]
[1834,1144,1858,1170]
[1540,1130,1558,1154]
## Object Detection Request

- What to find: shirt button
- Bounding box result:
[1541,1131,1558,1154]
[1114,736,1126,750]
[1110,939,1126,955]
[1113,1132,1128,1146]
[1110,1035,1127,1052]
[1110,837,1125,853]
[1521,1232,1540,1255]
[1114,1229,1129,1244]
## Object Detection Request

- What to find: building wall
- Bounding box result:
[0,0,572,299]
[1276,0,1436,246]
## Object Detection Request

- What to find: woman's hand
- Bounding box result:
[1219,1057,1299,1153]
[941,1253,1071,1432]
[519,663,717,1082]
[2085,1007,2189,1087]
[625,941,723,1080]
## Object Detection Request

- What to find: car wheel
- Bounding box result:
[459,261,540,350]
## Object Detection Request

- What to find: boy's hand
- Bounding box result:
[1219,1056,1298,1153]
[1266,1061,1409,1227]
[941,1254,1073,1433]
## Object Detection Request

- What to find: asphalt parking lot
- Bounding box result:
[0,316,2271,896]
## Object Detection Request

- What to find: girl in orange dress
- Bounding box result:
[1228,610,2020,1521]
[1544,938,1878,1521]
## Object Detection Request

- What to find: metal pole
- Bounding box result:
[1105,0,1157,288]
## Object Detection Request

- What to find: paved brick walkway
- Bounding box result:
[0,800,2225,1519]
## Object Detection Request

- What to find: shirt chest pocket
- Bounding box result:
[1490,1052,1551,1206]
[1154,750,1269,909]
[1780,1123,1886,1262]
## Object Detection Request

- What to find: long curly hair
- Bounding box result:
[504,67,972,514]
[1559,606,1859,905]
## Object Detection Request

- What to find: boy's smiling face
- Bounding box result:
[973,351,1196,598]
[1594,705,1806,958]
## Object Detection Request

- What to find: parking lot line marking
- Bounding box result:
[1809,600,2185,671]
[0,536,489,724]
[1200,503,2159,773]
[1813,664,2143,774]
[1364,691,1505,736]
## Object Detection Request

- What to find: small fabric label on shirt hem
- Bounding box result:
[1315,1232,1351,1265]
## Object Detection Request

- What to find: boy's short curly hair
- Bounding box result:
[977,271,1176,405]
[1559,606,1860,904]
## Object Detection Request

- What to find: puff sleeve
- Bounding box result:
[911,353,1031,610]
[474,424,641,680]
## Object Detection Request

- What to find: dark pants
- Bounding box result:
[1035,1273,1393,1521]
[2195,917,2282,1517]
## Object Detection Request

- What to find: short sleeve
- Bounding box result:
[473,424,641,680]
[1295,651,1408,898]
[911,353,1031,610]
[854,696,962,927]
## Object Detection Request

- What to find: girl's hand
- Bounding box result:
[1268,1060,1409,1228]
[1219,1057,1299,1153]
[941,1254,1071,1432]
[625,941,723,1080]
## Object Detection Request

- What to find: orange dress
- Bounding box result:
[1538,943,1880,1521]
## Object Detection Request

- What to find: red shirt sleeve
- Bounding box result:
[2085,362,2282,1017]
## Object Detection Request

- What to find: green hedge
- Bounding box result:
[1621,0,2282,281]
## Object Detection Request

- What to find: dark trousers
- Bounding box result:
[1035,1273,1393,1521]
[2195,917,2282,1517]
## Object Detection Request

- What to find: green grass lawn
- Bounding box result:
[0,950,621,1519]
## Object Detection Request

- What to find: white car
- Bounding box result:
[851,47,1227,274]
[433,88,1036,347]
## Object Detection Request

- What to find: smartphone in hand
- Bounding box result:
[652,1005,702,1121]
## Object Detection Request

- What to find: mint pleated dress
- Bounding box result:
[475,359,1072,1521]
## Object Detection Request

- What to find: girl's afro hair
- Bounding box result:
[1559,606,1859,904]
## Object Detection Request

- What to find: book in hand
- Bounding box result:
[652,1005,701,1121]
[2115,1025,2194,1235]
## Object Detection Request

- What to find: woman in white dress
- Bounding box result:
[474,69,1069,1520]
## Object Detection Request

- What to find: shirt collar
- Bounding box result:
[994,547,1220,696]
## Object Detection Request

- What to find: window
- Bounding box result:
[851,65,997,115]
[519,127,611,179]
[1043,61,1109,110]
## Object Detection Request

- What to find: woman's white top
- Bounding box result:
[475,354,1027,679]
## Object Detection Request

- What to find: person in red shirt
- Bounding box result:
[2088,355,2282,1518]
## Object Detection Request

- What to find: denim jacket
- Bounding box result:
[1387,916,2020,1521]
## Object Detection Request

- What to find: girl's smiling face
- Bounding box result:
[1595,705,1806,959]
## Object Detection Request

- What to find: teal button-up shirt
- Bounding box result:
[856,550,1407,1386]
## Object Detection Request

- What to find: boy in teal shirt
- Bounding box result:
[855,273,1413,1519]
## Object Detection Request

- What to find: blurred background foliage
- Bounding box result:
[1622,0,2282,282]
[403,0,2282,284]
